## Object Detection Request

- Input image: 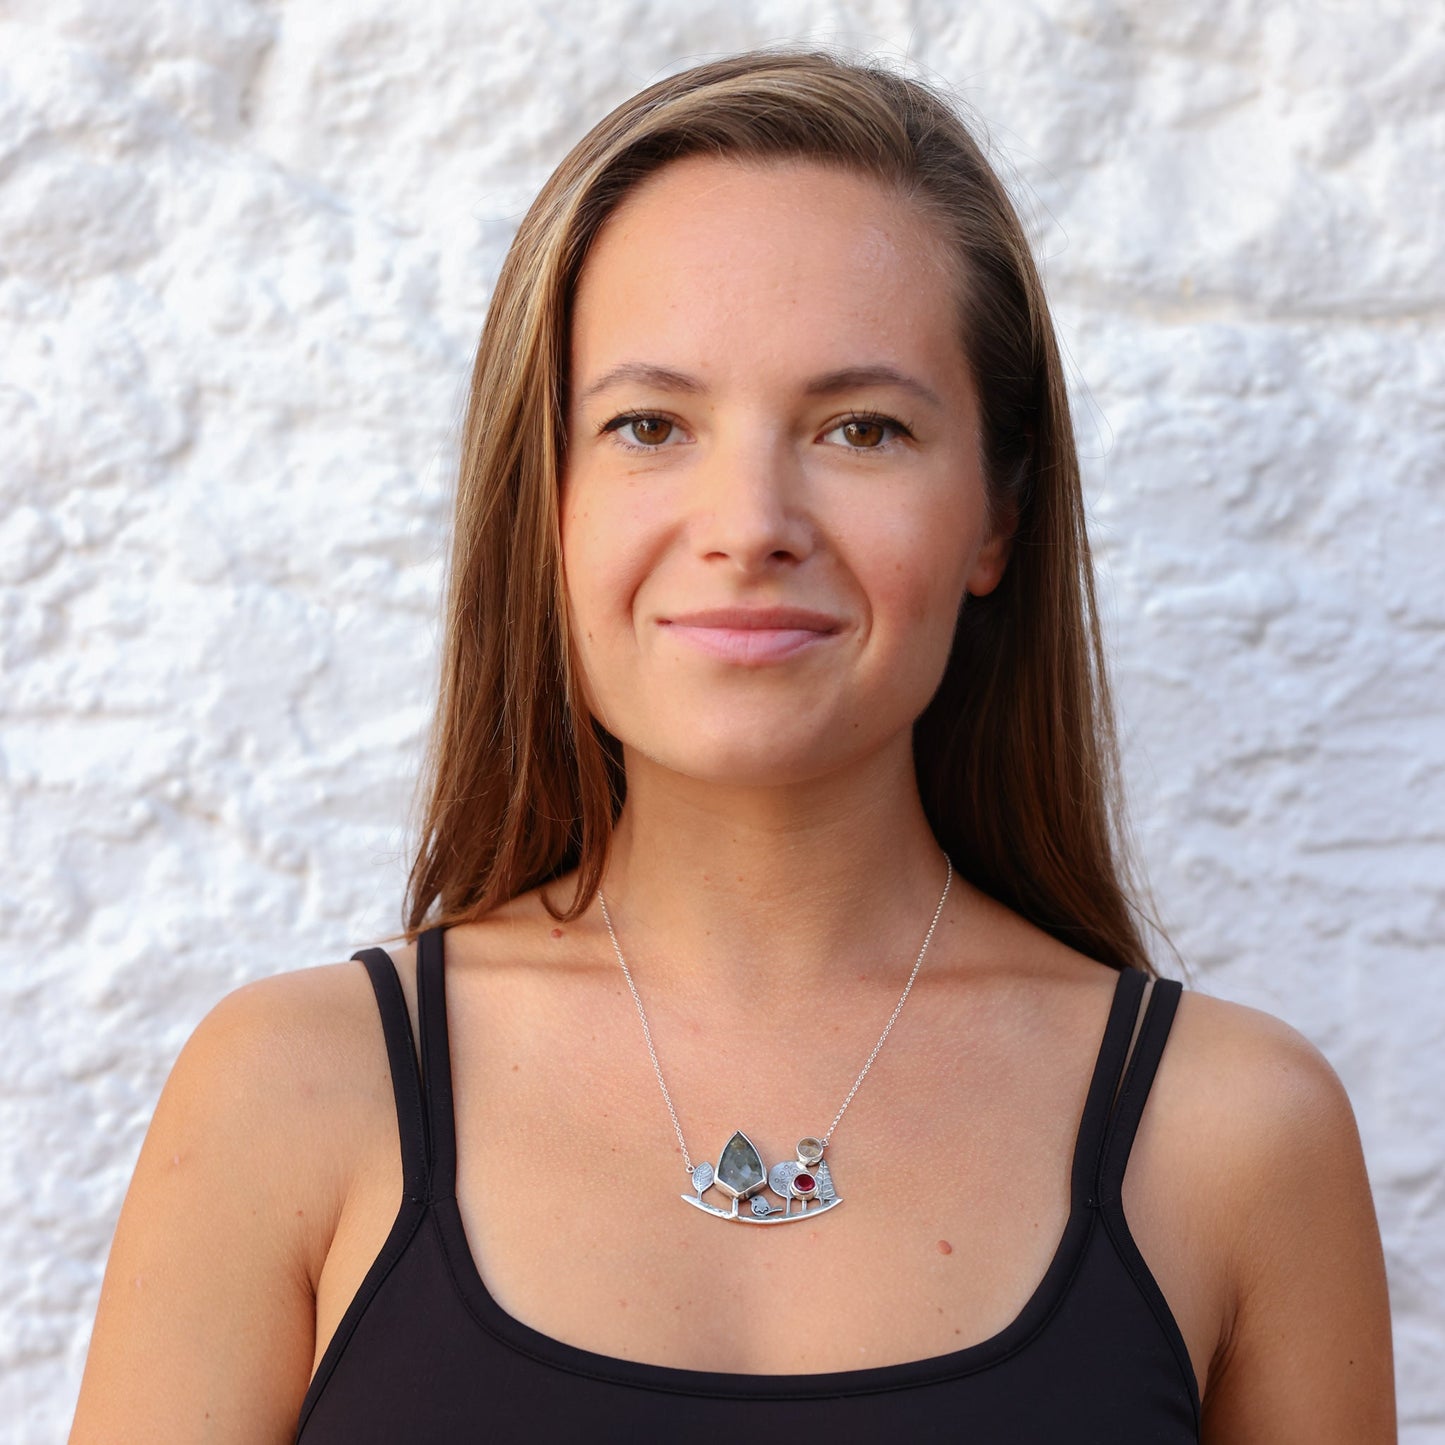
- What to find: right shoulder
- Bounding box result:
[180,946,421,1241]
[149,946,423,1286]
[70,946,419,1440]
[196,945,419,1072]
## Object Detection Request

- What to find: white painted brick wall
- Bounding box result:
[2,2,1440,1437]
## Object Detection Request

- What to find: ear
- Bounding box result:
[964,502,1016,599]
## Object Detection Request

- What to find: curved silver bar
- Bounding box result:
[679,1194,844,1224]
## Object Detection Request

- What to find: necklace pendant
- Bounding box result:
[682,1130,841,1224]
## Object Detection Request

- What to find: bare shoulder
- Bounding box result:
[1153,985,1395,1441]
[1165,984,1352,1110]
[1147,984,1372,1281]
[70,951,410,1441]
[1159,986,1363,1198]
[189,951,420,1254]
[199,951,389,1056]
[213,947,413,1071]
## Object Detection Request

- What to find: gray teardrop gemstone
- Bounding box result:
[716,1131,766,1197]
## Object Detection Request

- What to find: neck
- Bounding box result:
[589,737,961,1026]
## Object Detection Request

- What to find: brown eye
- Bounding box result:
[825,413,908,450]
[627,416,673,446]
[841,418,887,448]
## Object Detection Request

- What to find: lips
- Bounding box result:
[661,606,843,631]
[658,606,843,665]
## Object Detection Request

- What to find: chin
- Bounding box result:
[625,727,893,792]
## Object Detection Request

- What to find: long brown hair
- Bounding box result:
[401,47,1170,974]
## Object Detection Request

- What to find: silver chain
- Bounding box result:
[598,853,953,1177]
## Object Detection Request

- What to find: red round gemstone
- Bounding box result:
[794,1172,816,1193]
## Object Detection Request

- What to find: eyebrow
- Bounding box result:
[577,363,705,406]
[576,361,943,410]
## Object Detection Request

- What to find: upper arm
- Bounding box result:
[1199,1005,1396,1443]
[70,963,373,1444]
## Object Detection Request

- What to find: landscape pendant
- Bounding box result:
[683,1130,842,1224]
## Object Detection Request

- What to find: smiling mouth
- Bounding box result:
[658,610,841,666]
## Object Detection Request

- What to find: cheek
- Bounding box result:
[559,512,608,720]
[560,488,607,621]
[855,497,975,635]
[895,562,965,645]
[560,488,651,659]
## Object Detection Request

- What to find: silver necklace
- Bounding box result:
[597,853,953,1225]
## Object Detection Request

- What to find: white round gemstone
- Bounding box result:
[796,1137,824,1165]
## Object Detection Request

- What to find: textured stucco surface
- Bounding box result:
[1,1,1441,1437]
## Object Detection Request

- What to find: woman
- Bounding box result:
[71,50,1394,1442]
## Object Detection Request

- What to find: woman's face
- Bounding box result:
[561,156,1011,790]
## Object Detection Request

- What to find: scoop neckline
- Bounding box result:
[432,1152,1100,1399]
[422,928,1142,1398]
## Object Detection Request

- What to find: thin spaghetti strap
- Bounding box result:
[351,947,430,1203]
[415,926,459,1201]
[1070,967,1148,1209]
[1096,977,1184,1206]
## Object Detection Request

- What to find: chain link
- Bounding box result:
[598,853,953,1178]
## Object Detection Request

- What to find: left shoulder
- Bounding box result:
[1164,984,1352,1117]
[1151,980,1395,1440]
[1108,977,1366,1260]
[1159,983,1360,1182]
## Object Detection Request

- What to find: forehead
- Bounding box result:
[569,156,966,391]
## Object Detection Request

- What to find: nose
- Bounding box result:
[689,426,816,574]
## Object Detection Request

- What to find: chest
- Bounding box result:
[315,967,1223,1395]
[444,977,1100,1374]
[483,1163,1066,1366]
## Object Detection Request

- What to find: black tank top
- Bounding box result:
[294,927,1200,1442]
